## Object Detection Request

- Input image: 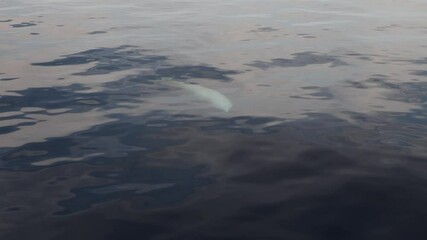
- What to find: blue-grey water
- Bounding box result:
[1,0,427,239]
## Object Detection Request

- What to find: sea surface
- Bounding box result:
[1,0,427,239]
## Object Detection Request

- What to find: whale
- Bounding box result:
[161,78,232,112]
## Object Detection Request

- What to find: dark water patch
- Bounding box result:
[231,200,284,222]
[343,52,383,60]
[402,57,427,65]
[56,165,210,215]
[0,77,19,81]
[411,70,427,76]
[48,176,68,185]
[32,45,239,80]
[61,220,171,240]
[2,214,173,240]
[230,148,354,184]
[344,76,400,90]
[372,74,389,77]
[346,80,368,89]
[382,82,427,124]
[224,149,427,239]
[109,25,153,31]
[0,121,37,135]
[10,22,37,28]
[1,111,427,239]
[0,113,199,169]
[297,77,424,102]
[4,207,21,212]
[276,179,427,240]
[32,45,161,76]
[0,85,127,114]
[297,33,316,39]
[88,31,107,34]
[155,66,238,81]
[1,138,76,169]
[291,87,333,100]
[0,19,13,23]
[341,79,427,126]
[196,115,286,135]
[250,27,279,32]
[247,52,348,69]
[30,32,40,35]
[374,25,400,32]
[369,79,427,103]
[0,113,343,171]
[1,60,205,115]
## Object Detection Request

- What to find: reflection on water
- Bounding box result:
[246,52,348,69]
[1,0,427,239]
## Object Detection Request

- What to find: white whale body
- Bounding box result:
[162,79,232,112]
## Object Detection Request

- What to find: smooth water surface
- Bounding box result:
[1,0,427,239]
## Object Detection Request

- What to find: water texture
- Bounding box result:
[1,0,427,239]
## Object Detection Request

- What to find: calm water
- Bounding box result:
[1,0,427,239]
